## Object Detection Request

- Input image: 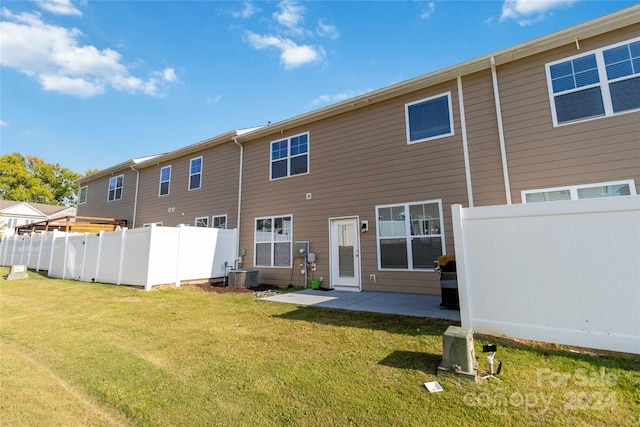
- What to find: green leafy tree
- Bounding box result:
[0,153,82,205]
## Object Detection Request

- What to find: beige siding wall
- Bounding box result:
[135,144,240,228]
[462,69,507,206]
[76,169,137,225]
[239,81,470,294]
[497,24,640,202]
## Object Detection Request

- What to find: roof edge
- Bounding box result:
[236,4,640,143]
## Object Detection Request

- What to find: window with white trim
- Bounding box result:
[189,157,202,190]
[270,133,308,180]
[376,200,445,270]
[405,92,454,144]
[212,215,227,229]
[195,216,209,227]
[159,166,171,196]
[143,222,163,227]
[546,37,640,126]
[107,175,124,202]
[522,179,636,203]
[255,215,292,267]
[78,186,88,204]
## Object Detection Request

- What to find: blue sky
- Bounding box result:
[1,0,637,173]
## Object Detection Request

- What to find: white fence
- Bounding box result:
[0,225,238,291]
[452,196,640,354]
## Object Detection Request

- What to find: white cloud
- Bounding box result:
[36,0,82,16]
[245,31,323,69]
[0,8,177,97]
[231,2,259,19]
[0,120,8,127]
[317,20,339,40]
[273,0,305,35]
[161,68,178,83]
[420,2,436,20]
[500,0,577,25]
[206,95,222,104]
[311,89,372,107]
[39,74,104,97]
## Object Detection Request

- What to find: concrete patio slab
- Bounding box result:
[260,289,461,321]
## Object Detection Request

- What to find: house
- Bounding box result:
[0,200,76,236]
[77,6,640,295]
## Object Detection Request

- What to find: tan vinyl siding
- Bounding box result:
[76,169,137,224]
[135,144,240,227]
[462,69,507,206]
[497,24,640,203]
[239,82,468,294]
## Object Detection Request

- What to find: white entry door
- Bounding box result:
[329,217,361,291]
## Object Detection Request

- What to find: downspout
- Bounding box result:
[490,56,512,205]
[457,75,474,208]
[232,136,243,266]
[130,165,140,228]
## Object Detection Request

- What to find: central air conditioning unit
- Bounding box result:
[228,268,259,288]
[437,325,478,382]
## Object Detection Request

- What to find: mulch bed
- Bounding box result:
[182,282,280,294]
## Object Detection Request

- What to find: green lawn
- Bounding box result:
[1,267,638,426]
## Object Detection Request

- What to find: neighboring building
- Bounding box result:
[77,6,640,295]
[0,200,76,236]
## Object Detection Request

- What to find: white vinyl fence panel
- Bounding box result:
[1,225,238,291]
[452,196,640,354]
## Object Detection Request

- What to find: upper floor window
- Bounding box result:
[78,186,88,204]
[107,175,124,202]
[522,179,636,203]
[376,200,445,270]
[405,92,454,144]
[271,133,308,180]
[189,157,202,190]
[212,215,227,229]
[546,37,640,126]
[195,216,209,227]
[255,215,292,267]
[159,166,171,196]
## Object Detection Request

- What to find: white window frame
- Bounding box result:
[159,165,171,196]
[78,186,88,204]
[254,214,293,268]
[270,132,309,181]
[405,92,454,144]
[212,215,227,229]
[546,36,640,127]
[107,174,124,202]
[189,156,203,191]
[143,222,163,227]
[376,200,446,271]
[522,179,636,203]
[195,216,209,227]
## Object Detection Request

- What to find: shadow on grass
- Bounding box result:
[472,333,640,375]
[378,350,441,375]
[274,305,456,337]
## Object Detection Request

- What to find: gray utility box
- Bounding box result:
[437,325,478,382]
[228,269,259,288]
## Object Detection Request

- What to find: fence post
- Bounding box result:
[451,204,472,328]
[27,233,33,267]
[10,235,17,266]
[144,226,154,291]
[175,225,184,288]
[117,228,127,286]
[95,231,104,283]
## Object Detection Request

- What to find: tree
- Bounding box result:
[0,153,82,205]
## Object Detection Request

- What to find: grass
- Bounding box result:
[1,267,639,426]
